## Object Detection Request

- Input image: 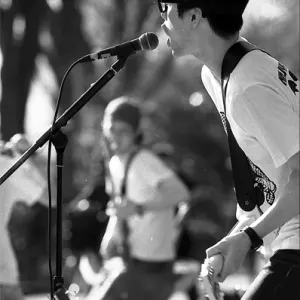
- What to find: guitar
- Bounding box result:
[199,216,257,300]
[82,256,126,300]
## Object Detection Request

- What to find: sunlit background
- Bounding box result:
[0,0,299,299]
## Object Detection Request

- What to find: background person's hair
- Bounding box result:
[102,96,144,145]
[176,0,249,39]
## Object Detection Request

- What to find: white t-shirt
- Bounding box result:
[107,149,178,261]
[0,154,45,284]
[201,41,299,255]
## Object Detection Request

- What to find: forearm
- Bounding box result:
[143,177,190,211]
[251,169,299,238]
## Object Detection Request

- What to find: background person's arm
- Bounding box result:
[142,175,190,211]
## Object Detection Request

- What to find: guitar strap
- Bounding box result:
[220,41,266,211]
[118,148,140,261]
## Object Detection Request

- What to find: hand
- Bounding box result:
[9,133,31,155]
[106,197,138,219]
[206,231,251,282]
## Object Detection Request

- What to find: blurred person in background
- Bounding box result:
[85,96,191,300]
[158,0,299,299]
[0,134,47,300]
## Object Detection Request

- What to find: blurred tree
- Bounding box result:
[0,0,48,140]
[43,0,94,201]
[0,0,94,295]
[242,0,299,75]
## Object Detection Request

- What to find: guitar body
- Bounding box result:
[100,213,127,259]
[84,257,126,300]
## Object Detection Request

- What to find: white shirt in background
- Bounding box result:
[108,149,178,261]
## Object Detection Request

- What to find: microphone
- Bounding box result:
[79,32,159,63]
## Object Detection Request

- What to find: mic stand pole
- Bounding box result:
[0,56,129,299]
[52,129,69,300]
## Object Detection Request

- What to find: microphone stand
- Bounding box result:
[0,55,129,299]
[52,129,69,300]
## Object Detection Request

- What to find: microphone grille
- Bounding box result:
[139,32,159,51]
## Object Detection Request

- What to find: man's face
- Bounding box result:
[160,2,194,57]
[104,120,136,155]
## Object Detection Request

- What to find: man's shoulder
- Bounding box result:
[228,49,281,97]
[109,148,159,168]
[134,148,173,175]
[135,148,159,163]
[233,49,277,80]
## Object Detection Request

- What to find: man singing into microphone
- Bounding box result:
[97,96,190,300]
[157,1,299,299]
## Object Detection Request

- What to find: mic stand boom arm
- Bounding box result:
[0,56,128,185]
[0,56,129,299]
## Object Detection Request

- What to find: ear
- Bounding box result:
[189,8,203,28]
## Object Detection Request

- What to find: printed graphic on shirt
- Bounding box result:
[277,62,299,95]
[219,112,277,206]
[247,158,277,205]
[220,111,228,134]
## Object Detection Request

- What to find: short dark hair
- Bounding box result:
[103,96,144,145]
[175,0,249,39]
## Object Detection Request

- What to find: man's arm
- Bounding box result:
[232,84,300,236]
[251,151,299,238]
[131,150,190,211]
[108,175,190,219]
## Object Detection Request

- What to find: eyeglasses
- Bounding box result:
[157,1,179,13]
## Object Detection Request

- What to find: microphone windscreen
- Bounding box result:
[139,32,159,51]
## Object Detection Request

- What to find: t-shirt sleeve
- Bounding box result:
[233,84,299,168]
[134,150,174,188]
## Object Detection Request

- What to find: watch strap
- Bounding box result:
[242,226,263,252]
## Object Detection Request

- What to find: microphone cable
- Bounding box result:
[46,33,153,297]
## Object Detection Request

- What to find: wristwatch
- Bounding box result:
[241,226,263,252]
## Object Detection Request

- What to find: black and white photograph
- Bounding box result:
[0,1,299,299]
